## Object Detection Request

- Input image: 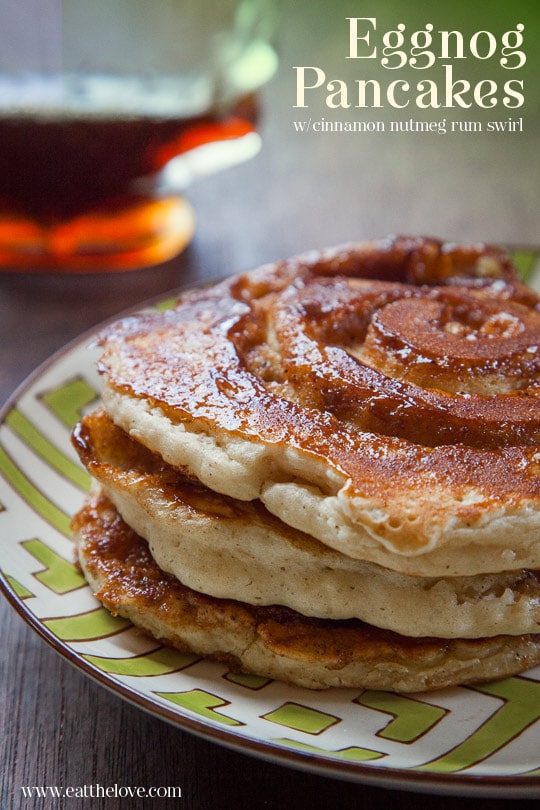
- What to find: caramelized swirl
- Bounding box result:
[99,236,540,560]
[235,274,540,448]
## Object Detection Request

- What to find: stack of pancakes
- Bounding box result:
[72,236,540,692]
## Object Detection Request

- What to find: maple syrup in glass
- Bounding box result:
[0,1,278,271]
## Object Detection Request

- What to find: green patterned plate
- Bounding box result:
[2,253,540,797]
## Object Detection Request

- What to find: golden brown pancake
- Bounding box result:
[72,408,540,640]
[72,491,540,692]
[71,237,540,691]
[97,236,540,577]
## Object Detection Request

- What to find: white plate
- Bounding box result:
[2,258,540,797]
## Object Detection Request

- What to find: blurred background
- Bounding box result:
[0,0,538,280]
[190,0,539,273]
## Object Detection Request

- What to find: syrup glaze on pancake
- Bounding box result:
[97,236,540,566]
[72,408,540,639]
[72,491,540,692]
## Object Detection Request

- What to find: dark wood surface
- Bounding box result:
[1,2,539,807]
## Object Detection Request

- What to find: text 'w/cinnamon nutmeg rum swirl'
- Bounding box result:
[72,236,540,691]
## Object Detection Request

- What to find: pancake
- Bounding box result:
[72,491,540,692]
[72,236,540,691]
[72,408,540,640]
[97,236,540,578]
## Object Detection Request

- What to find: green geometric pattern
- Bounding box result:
[273,738,384,762]
[418,678,540,774]
[223,672,271,690]
[154,296,180,312]
[44,608,130,641]
[0,444,72,536]
[154,689,244,727]
[5,408,90,491]
[510,248,539,283]
[262,702,340,735]
[355,691,447,742]
[1,294,539,792]
[84,647,199,677]
[4,574,34,600]
[21,538,85,594]
[41,377,98,429]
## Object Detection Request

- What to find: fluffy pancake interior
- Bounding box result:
[72,409,540,640]
[100,382,540,578]
[72,490,540,692]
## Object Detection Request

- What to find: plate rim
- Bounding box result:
[3,571,539,799]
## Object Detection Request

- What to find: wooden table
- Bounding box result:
[1,3,539,807]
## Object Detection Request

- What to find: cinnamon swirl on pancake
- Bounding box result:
[71,236,540,691]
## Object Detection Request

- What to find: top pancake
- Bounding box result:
[97,236,540,576]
